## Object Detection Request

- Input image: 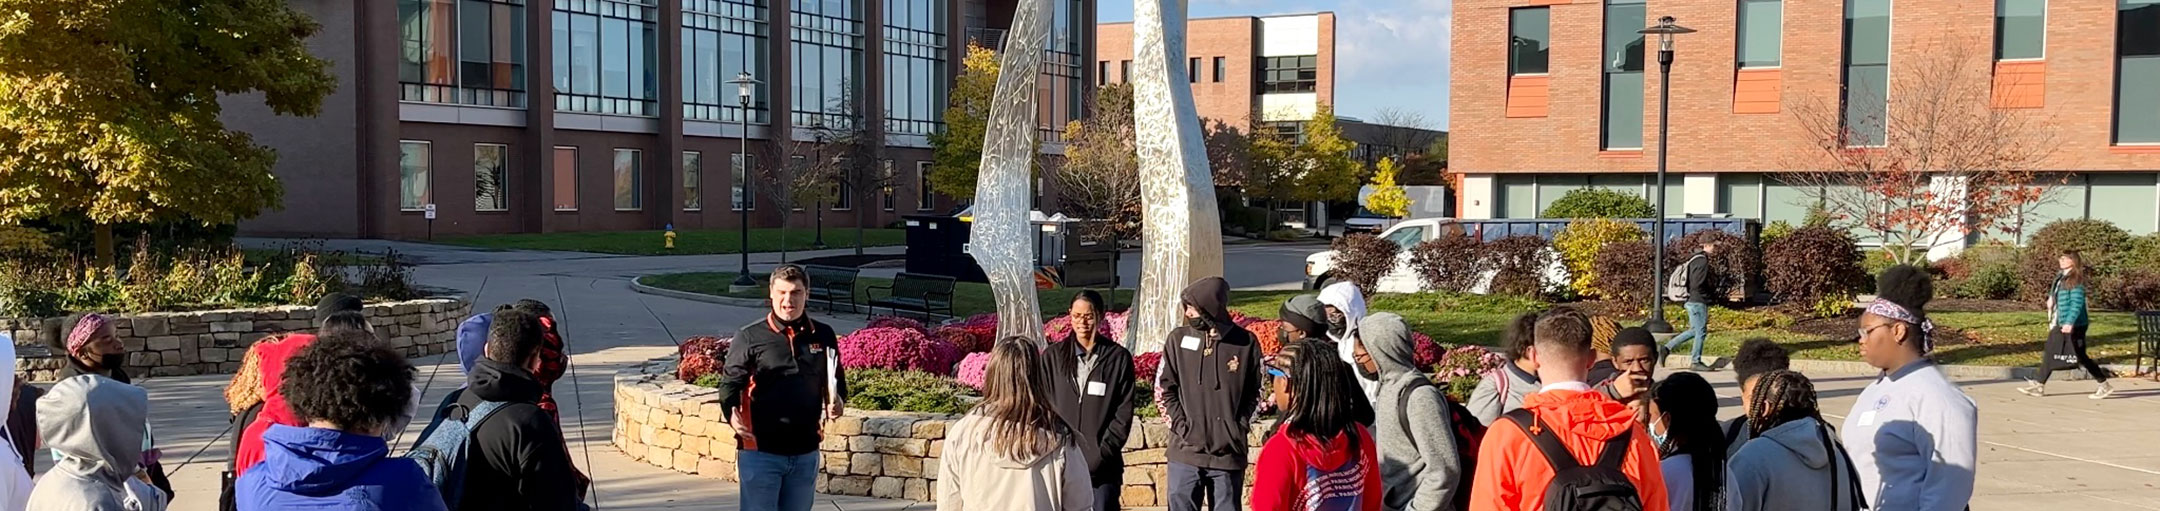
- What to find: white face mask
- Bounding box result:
[1649,417,1670,448]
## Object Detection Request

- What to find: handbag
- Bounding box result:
[2043,329,2082,372]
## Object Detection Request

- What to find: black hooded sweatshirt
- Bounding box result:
[716,313,844,457]
[1043,331,1136,485]
[456,358,582,511]
[1159,277,1264,471]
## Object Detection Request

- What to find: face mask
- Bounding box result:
[101,353,126,370]
[1649,418,1670,448]
[1187,316,1212,332]
[1354,361,1379,381]
[1327,322,1347,338]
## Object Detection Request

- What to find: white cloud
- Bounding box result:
[1333,0,1453,127]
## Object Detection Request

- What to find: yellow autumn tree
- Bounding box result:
[927,44,1001,200]
[0,0,335,266]
[1366,157,1410,217]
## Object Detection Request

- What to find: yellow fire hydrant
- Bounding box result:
[664,224,677,250]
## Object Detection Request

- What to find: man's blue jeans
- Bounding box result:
[1664,301,1710,365]
[739,450,819,511]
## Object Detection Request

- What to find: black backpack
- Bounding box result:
[1501,409,1644,511]
[1396,383,1486,510]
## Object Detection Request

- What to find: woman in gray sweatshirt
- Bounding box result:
[1725,370,1862,511]
[1468,313,1540,426]
[1354,313,1462,511]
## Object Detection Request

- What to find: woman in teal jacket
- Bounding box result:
[2020,251,2114,399]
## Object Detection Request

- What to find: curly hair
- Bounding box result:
[1746,370,1820,438]
[486,309,544,365]
[281,330,415,430]
[1731,338,1792,388]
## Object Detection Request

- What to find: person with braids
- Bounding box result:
[1724,370,1863,511]
[1721,339,1789,459]
[1644,373,1722,511]
[1842,265,1977,511]
[1251,339,1382,511]
[937,337,1092,510]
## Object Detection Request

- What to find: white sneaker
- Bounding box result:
[2018,380,2045,397]
[2091,382,2115,400]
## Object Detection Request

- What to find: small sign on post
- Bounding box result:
[423,204,438,220]
[424,204,437,241]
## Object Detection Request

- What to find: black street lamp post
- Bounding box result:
[728,72,763,294]
[1639,16,1694,333]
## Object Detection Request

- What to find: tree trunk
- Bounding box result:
[93,223,115,269]
[855,198,867,256]
[1264,199,1276,239]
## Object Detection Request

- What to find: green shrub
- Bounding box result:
[1540,188,1655,219]
[1409,234,1488,293]
[2125,233,2160,273]
[1135,382,1160,419]
[118,239,165,312]
[0,264,66,318]
[1809,294,1851,318]
[692,373,722,388]
[1553,219,1645,298]
[1952,262,2020,300]
[283,253,343,305]
[1762,226,1865,317]
[1760,221,1796,246]
[2020,219,2134,302]
[356,250,417,301]
[1327,234,1398,296]
[843,369,972,415]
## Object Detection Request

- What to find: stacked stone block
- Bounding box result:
[9,298,470,381]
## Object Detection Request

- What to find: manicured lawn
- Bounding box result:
[640,271,1138,316]
[643,271,2144,368]
[441,228,906,256]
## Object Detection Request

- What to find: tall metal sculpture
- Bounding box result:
[966,0,1051,344]
[1129,0,1223,352]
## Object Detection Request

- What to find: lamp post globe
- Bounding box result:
[728,71,763,293]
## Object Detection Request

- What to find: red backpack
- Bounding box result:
[1395,383,1487,510]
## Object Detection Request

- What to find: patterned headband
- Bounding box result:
[66,313,110,355]
[1865,300,1936,354]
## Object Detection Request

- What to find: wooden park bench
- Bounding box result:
[867,272,957,319]
[803,265,861,314]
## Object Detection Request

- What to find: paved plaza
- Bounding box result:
[108,241,2155,510]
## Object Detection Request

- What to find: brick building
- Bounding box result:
[227,0,1095,239]
[1095,13,1336,132]
[1450,0,2160,241]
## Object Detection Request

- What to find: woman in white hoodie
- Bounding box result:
[1317,282,1375,402]
[939,337,1093,511]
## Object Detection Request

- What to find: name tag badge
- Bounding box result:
[1857,410,1879,427]
[1181,336,1202,351]
[1087,381,1109,397]
[809,344,826,354]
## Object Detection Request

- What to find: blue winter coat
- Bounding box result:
[236,424,448,511]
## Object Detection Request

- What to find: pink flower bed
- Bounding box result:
[1412,332,1443,369]
[865,316,930,335]
[954,352,993,390]
[1133,351,1163,385]
[934,326,989,354]
[676,336,732,383]
[839,327,961,375]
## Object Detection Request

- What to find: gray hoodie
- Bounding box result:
[1467,356,1538,426]
[27,375,167,511]
[1724,418,1862,511]
[1361,313,1462,511]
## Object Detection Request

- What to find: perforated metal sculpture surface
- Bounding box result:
[965,0,1051,344]
[1128,0,1224,353]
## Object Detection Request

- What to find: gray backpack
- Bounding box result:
[1664,254,1703,302]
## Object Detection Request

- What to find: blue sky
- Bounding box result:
[1096,0,1453,130]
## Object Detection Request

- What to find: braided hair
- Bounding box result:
[1746,370,1821,438]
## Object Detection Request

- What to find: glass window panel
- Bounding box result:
[638,23,656,100]
[1996,0,2045,60]
[400,142,431,210]
[1844,65,1889,146]
[1536,175,1588,215]
[426,0,455,85]
[504,3,526,91]
[1509,8,1550,75]
[572,14,598,94]
[1717,173,1763,218]
[685,151,703,211]
[1498,175,1537,219]
[1762,177,1811,226]
[1738,0,1782,67]
[474,144,509,211]
[1844,0,1891,66]
[2118,56,2160,143]
[554,147,578,210]
[917,162,934,210]
[1663,179,1686,218]
[1603,73,1644,149]
[553,11,570,92]
[2126,0,2160,57]
[401,0,427,83]
[602,17,628,97]
[1603,3,1644,74]
[615,149,642,210]
[1213,56,1225,82]
[2089,173,2158,233]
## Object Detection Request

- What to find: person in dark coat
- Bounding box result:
[1043,290,1136,511]
[236,330,445,511]
[1662,241,1720,372]
[1283,294,1374,426]
[716,265,845,511]
[1158,277,1264,511]
[451,309,584,511]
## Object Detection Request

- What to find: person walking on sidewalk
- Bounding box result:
[939,337,1094,511]
[2021,251,2114,399]
[1356,313,1464,511]
[1251,339,1382,511]
[1843,266,1977,511]
[718,265,845,511]
[1045,291,1137,510]
[1467,312,1668,511]
[1723,370,1863,511]
[1159,277,1264,511]
[1662,240,1719,372]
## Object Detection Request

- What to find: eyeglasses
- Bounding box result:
[1857,323,1894,339]
[1069,313,1100,322]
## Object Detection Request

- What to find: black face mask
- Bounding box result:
[1355,361,1379,381]
[1327,322,1348,338]
[1187,316,1213,332]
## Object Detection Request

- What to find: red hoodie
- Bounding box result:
[1468,386,1669,511]
[1251,422,1382,511]
[233,333,316,478]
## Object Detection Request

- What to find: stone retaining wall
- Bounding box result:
[614,356,1268,507]
[9,298,470,381]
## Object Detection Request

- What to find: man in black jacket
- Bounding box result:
[457,309,584,510]
[1044,290,1136,511]
[1662,240,1720,372]
[716,265,844,511]
[1158,276,1262,511]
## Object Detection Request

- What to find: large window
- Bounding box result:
[475,144,509,211]
[1213,56,1225,82]
[732,153,756,210]
[1188,57,1200,83]
[401,0,528,106]
[2117,0,2160,143]
[684,0,770,123]
[1738,0,1782,67]
[553,0,658,115]
[1509,8,1551,76]
[1259,55,1318,93]
[1843,0,1891,147]
[1602,0,1646,150]
[613,149,643,210]
[1037,0,1085,139]
[553,147,578,210]
[684,151,703,211]
[1997,0,2044,60]
[916,161,934,210]
[400,141,432,211]
[792,0,864,129]
[884,0,946,135]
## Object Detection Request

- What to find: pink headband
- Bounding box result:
[1865,300,1935,354]
[66,313,111,355]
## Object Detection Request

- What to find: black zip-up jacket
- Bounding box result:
[1684,251,1715,303]
[1160,277,1264,470]
[716,314,844,456]
[456,359,582,511]
[1043,333,1136,484]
